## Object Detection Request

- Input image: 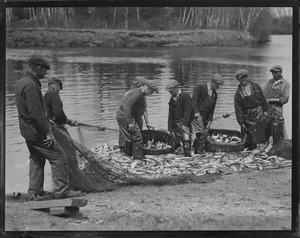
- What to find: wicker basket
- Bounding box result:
[142,130,174,155]
[205,129,246,152]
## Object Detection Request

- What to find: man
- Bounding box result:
[44,75,78,134]
[191,74,224,154]
[116,80,159,160]
[166,80,193,157]
[119,76,154,152]
[234,69,268,150]
[15,55,82,199]
[263,65,290,144]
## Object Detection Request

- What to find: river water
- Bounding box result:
[5,35,293,194]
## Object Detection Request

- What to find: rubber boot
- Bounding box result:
[132,143,144,160]
[183,141,191,157]
[124,141,133,156]
[194,133,205,154]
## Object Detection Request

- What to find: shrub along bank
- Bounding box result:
[6,28,254,48]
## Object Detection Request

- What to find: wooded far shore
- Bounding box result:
[6,28,255,48]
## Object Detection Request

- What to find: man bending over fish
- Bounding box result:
[116,80,159,160]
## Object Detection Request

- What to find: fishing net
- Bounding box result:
[52,125,221,193]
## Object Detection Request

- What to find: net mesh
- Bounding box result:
[52,125,221,192]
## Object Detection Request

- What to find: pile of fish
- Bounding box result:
[88,143,292,180]
[208,132,242,144]
[144,139,172,150]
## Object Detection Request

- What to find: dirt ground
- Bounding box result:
[5,166,292,232]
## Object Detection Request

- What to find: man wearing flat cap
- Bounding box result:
[234,69,268,150]
[191,74,224,154]
[116,80,159,160]
[263,65,290,144]
[15,55,82,199]
[119,76,155,152]
[166,80,193,157]
[44,75,79,134]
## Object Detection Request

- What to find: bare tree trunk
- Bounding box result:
[113,7,117,28]
[124,7,129,30]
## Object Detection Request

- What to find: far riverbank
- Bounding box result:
[6,28,254,48]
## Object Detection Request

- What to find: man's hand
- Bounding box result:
[206,121,212,130]
[49,119,55,125]
[182,125,190,133]
[43,131,55,147]
[241,124,248,133]
[146,124,155,130]
[68,119,78,127]
[98,126,106,131]
[128,123,136,131]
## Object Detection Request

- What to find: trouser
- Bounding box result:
[117,112,144,160]
[172,121,191,157]
[191,117,208,154]
[26,139,70,199]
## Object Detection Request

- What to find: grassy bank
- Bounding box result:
[6,28,254,48]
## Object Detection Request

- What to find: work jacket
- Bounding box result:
[44,88,68,125]
[263,77,290,107]
[168,91,193,131]
[234,81,268,125]
[15,71,51,141]
[192,83,217,122]
[117,88,146,125]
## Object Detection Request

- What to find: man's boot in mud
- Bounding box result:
[183,141,191,157]
[124,141,133,156]
[132,143,144,160]
[194,133,206,154]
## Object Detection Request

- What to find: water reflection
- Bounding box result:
[5,35,292,193]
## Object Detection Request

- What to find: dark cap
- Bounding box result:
[28,55,50,70]
[145,80,159,93]
[235,69,248,79]
[165,80,179,90]
[211,74,224,85]
[133,76,147,87]
[47,76,63,89]
[269,65,282,72]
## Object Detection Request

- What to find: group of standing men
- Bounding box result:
[14,55,290,199]
[117,65,290,160]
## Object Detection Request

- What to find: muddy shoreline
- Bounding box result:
[6,28,254,48]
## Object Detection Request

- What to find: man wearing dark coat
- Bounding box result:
[166,80,193,157]
[44,75,78,134]
[191,74,224,154]
[15,55,82,199]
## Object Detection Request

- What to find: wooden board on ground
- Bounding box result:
[25,198,88,216]
[26,198,88,210]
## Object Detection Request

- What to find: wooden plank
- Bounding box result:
[26,198,88,210]
[50,207,79,216]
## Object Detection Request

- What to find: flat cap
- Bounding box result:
[145,80,159,93]
[211,74,224,85]
[269,65,282,72]
[235,69,248,79]
[133,76,147,87]
[28,55,50,69]
[47,76,62,85]
[165,80,179,90]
